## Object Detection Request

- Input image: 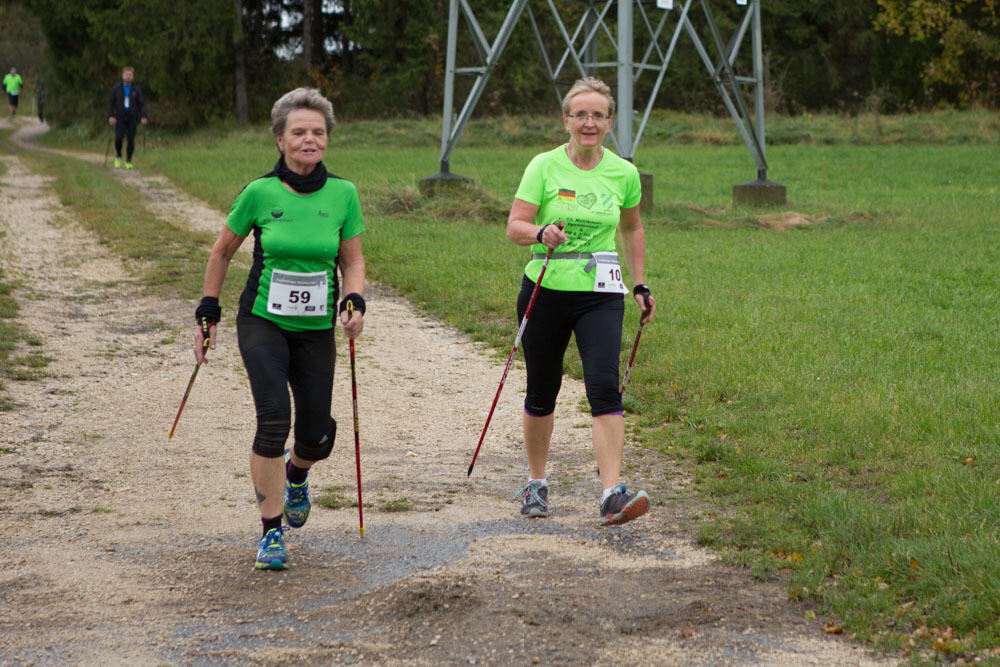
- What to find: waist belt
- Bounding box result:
[531,251,617,273]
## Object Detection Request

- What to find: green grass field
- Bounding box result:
[21,111,1000,657]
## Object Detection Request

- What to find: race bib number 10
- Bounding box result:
[267,269,329,316]
[591,252,629,295]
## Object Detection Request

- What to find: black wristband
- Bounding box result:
[195,296,221,325]
[536,224,550,244]
[339,293,366,315]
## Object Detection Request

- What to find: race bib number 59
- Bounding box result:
[267,269,328,316]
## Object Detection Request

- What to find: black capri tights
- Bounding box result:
[237,312,335,459]
[517,275,624,417]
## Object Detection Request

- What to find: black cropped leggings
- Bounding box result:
[237,312,335,458]
[516,275,624,417]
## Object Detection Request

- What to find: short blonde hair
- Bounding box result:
[270,87,336,137]
[561,77,615,116]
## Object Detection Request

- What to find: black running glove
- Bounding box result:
[195,296,221,325]
[339,293,366,315]
[633,284,652,311]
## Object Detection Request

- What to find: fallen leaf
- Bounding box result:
[824,622,843,634]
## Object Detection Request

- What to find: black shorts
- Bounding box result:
[7,93,17,108]
[517,275,624,417]
[237,312,336,454]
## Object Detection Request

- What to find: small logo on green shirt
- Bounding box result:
[318,210,329,218]
[270,207,284,219]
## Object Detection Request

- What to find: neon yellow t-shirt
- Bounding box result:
[513,144,641,291]
[3,73,23,95]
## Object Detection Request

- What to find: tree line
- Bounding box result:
[2,0,997,129]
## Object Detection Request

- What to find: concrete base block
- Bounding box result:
[733,178,787,207]
[419,171,474,197]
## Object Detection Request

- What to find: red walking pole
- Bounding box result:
[619,322,644,397]
[346,301,365,538]
[467,246,555,477]
[168,319,211,439]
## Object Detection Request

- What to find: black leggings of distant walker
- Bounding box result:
[114,119,139,160]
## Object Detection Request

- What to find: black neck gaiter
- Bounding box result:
[272,155,328,193]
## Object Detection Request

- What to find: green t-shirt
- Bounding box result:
[3,73,23,95]
[513,144,641,291]
[227,174,365,331]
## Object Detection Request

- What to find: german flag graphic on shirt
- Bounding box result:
[558,188,576,202]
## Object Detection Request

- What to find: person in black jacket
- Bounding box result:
[107,66,148,169]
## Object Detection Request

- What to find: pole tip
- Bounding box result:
[359,527,365,538]
[167,429,174,439]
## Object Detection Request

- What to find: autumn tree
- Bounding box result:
[875,0,1000,106]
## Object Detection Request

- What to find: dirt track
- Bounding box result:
[0,117,891,665]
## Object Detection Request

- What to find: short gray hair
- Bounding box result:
[270,88,336,137]
[561,77,615,116]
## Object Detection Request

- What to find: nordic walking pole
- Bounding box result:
[347,300,365,538]
[168,318,211,439]
[467,225,562,477]
[619,322,644,396]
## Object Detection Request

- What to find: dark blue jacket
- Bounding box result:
[108,82,147,122]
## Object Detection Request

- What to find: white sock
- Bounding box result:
[529,477,547,487]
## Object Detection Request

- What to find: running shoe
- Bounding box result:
[512,479,548,518]
[283,451,311,528]
[124,162,134,170]
[255,527,289,570]
[599,484,649,526]
[113,157,122,168]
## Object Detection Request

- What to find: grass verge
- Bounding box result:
[0,132,47,410]
[16,148,248,312]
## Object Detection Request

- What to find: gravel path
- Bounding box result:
[0,117,892,665]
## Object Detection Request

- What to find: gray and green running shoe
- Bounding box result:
[283,452,311,528]
[512,479,549,518]
[599,484,649,526]
[255,527,289,570]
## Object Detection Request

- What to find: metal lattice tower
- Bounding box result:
[420,0,785,206]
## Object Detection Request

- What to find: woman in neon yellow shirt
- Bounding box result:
[506,77,656,526]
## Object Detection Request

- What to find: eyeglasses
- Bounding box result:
[567,111,610,123]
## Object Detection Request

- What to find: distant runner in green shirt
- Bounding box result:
[191,88,367,571]
[506,77,656,526]
[3,67,23,117]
